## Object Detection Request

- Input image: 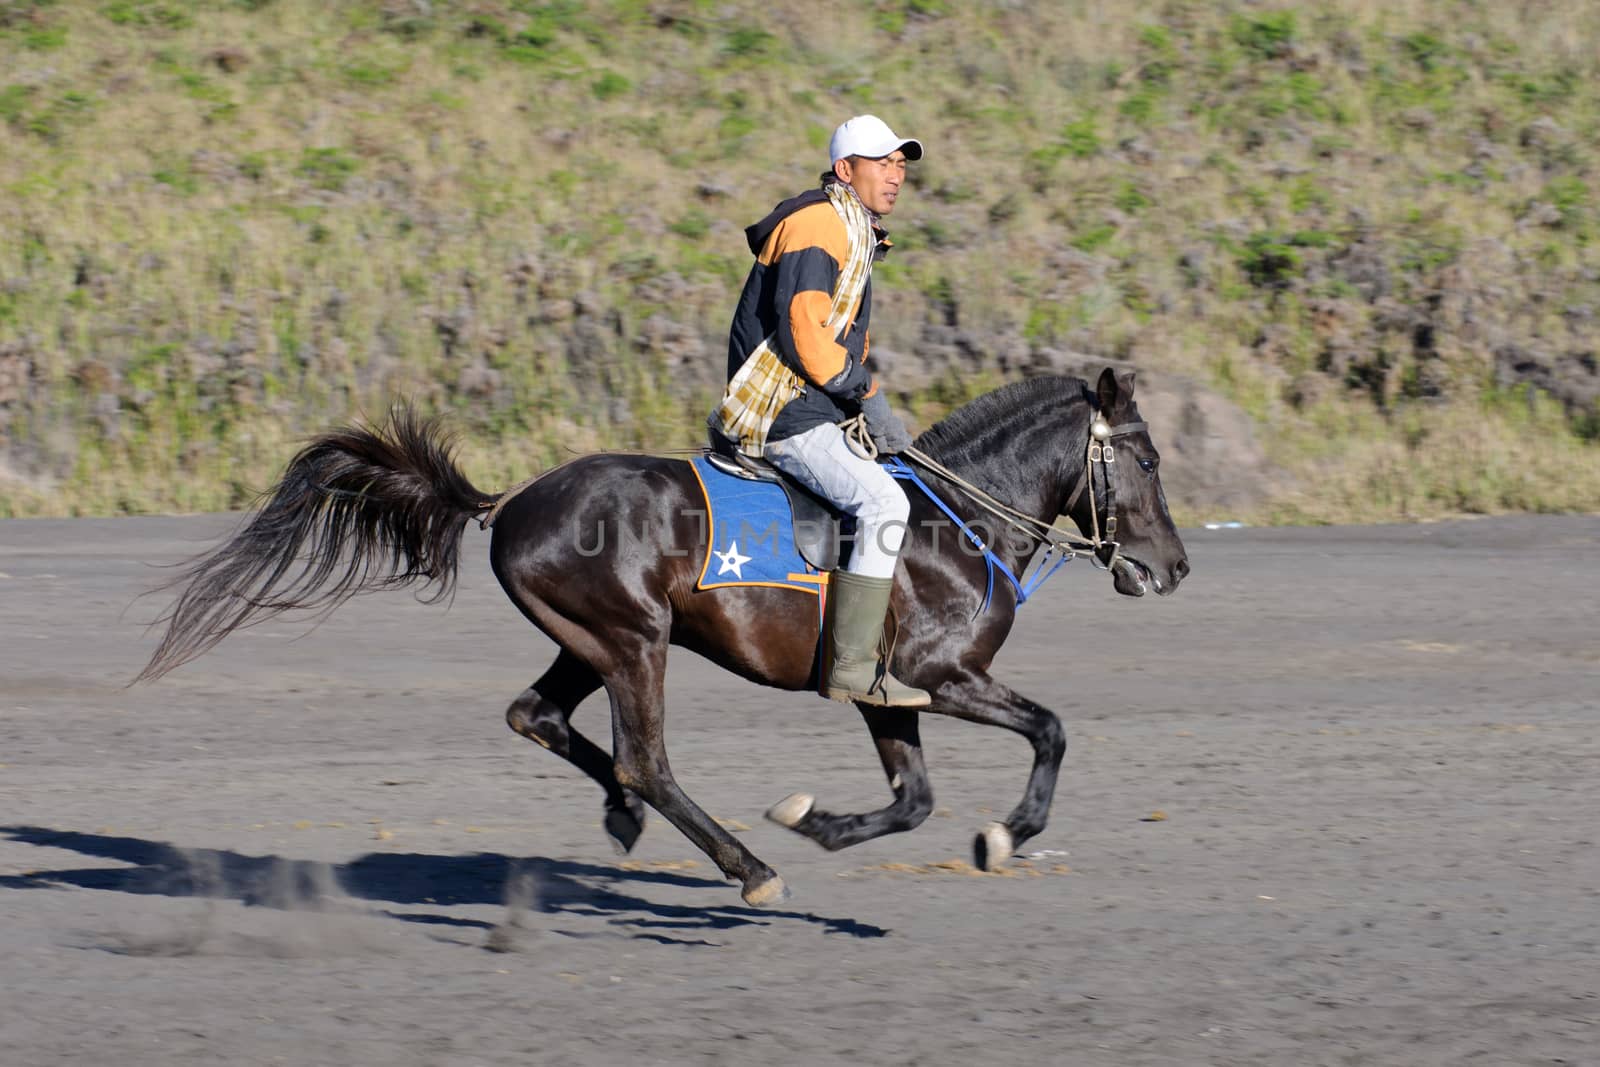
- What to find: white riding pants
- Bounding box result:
[763,422,910,579]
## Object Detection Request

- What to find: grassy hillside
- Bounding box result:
[2,0,1597,521]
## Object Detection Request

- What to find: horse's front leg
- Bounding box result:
[765,705,934,850]
[925,672,1066,870]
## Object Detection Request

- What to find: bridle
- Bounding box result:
[1062,412,1147,571]
[844,407,1147,581]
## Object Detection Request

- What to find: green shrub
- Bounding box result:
[342,57,408,87]
[669,209,710,240]
[723,27,773,57]
[236,151,268,180]
[914,219,953,248]
[1119,84,1162,124]
[718,111,758,149]
[1503,68,1579,107]
[1230,10,1295,61]
[1544,176,1590,232]
[501,7,589,64]
[297,147,360,191]
[23,24,68,50]
[379,3,435,37]
[1399,31,1450,73]
[988,193,1020,225]
[1060,116,1101,159]
[151,157,199,195]
[1136,23,1179,83]
[592,71,631,99]
[1573,407,1600,443]
[1287,176,1330,213]
[0,84,33,129]
[509,0,592,41]
[1071,224,1116,252]
[874,1,951,35]
[1312,133,1352,158]
[462,15,508,42]
[1237,231,1335,289]
[1114,181,1150,214]
[101,2,193,28]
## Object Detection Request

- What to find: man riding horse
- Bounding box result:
[138,119,1191,905]
[710,114,928,709]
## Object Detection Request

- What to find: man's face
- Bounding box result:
[836,151,909,216]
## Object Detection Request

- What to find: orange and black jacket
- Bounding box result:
[725,175,890,443]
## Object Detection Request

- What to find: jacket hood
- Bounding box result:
[743,187,830,256]
[744,173,891,256]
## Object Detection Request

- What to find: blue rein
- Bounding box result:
[884,456,1074,616]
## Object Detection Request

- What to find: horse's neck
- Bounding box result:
[918,403,1088,571]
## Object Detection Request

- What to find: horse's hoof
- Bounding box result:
[765,792,815,829]
[974,822,1014,872]
[604,803,646,855]
[742,875,790,908]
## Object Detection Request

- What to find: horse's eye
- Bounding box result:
[1138,457,1157,473]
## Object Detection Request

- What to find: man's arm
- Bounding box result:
[856,329,913,452]
[761,205,872,399]
[860,332,878,401]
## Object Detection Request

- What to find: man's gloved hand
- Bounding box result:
[860,391,914,455]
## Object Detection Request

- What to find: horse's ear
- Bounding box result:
[1096,367,1137,412]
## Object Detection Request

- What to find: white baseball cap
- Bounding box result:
[828,115,924,165]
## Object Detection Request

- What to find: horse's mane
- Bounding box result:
[913,375,1093,464]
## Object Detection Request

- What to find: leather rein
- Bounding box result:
[845,409,1147,581]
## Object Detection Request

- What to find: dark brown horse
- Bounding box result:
[140,369,1188,905]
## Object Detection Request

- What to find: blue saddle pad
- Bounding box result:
[688,456,826,594]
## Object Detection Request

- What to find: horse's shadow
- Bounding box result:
[0,825,888,943]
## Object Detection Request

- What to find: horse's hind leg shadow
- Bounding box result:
[766,705,935,851]
[506,649,647,853]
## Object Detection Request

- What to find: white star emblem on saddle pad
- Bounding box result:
[713,541,752,579]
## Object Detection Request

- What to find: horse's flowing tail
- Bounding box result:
[136,407,496,682]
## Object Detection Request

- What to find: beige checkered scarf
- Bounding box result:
[711,182,875,457]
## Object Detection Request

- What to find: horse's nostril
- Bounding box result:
[1174,558,1190,581]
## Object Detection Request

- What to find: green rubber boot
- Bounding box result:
[822,572,931,708]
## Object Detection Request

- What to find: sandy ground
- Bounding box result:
[1,513,1597,1066]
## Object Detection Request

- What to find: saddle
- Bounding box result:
[705,432,843,572]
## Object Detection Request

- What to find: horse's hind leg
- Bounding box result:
[604,645,788,907]
[766,706,935,851]
[505,649,647,853]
